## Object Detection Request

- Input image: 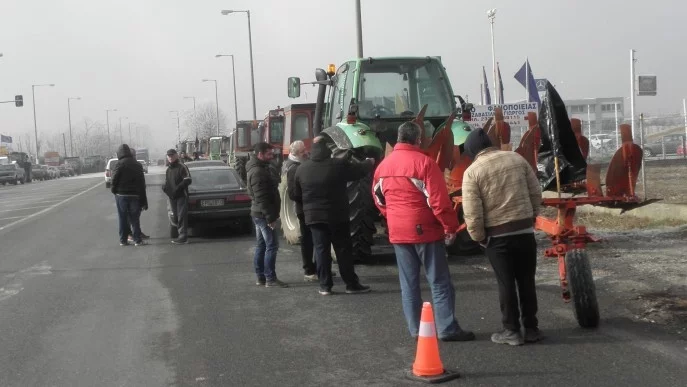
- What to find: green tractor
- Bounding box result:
[284,56,476,262]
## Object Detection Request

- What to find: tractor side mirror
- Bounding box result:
[287,77,301,98]
[463,103,474,111]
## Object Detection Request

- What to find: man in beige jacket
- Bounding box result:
[462,128,543,346]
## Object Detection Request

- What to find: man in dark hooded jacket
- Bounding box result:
[246,142,287,288]
[163,149,192,244]
[293,136,375,295]
[111,144,148,246]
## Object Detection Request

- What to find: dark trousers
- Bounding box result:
[169,197,189,240]
[309,221,359,290]
[298,213,316,275]
[485,233,539,331]
[115,195,141,243]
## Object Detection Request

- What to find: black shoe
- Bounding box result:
[265,279,289,288]
[491,329,524,346]
[345,283,371,294]
[440,329,476,342]
[120,241,129,246]
[318,288,332,296]
[524,328,543,343]
[256,278,266,286]
[141,232,151,239]
[171,239,188,245]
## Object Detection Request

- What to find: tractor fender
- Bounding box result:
[321,122,383,151]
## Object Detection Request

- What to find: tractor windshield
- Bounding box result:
[358,59,454,120]
[269,118,284,144]
[210,140,221,154]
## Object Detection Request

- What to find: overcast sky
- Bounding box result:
[1,0,684,154]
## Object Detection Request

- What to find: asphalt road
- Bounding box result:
[0,166,685,386]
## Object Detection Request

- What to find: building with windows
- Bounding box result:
[563,97,625,136]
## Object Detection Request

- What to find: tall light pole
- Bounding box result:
[202,79,221,136]
[221,9,257,120]
[355,0,364,58]
[31,83,55,163]
[183,96,196,111]
[630,49,637,141]
[215,54,239,128]
[67,97,81,157]
[119,116,128,144]
[106,109,117,157]
[487,9,498,104]
[170,110,180,147]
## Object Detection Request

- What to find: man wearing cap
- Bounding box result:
[163,149,192,244]
[246,142,287,288]
[462,128,543,346]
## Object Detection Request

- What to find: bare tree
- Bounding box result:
[183,102,228,141]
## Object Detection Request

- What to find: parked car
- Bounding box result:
[47,166,60,179]
[137,159,148,174]
[31,164,46,181]
[0,163,26,185]
[104,158,118,188]
[643,134,685,157]
[589,134,614,150]
[167,160,252,238]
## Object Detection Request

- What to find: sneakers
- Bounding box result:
[256,278,266,286]
[141,232,150,239]
[318,288,332,296]
[491,329,524,346]
[134,241,146,246]
[120,241,129,246]
[440,329,476,342]
[345,283,371,294]
[171,239,188,245]
[127,235,134,243]
[265,279,289,288]
[524,328,543,343]
[304,274,318,282]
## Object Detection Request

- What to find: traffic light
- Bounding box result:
[15,95,23,107]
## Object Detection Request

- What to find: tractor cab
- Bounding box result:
[234,120,260,153]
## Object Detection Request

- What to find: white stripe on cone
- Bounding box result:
[418,321,436,338]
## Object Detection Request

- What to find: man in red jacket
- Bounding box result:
[373,122,475,342]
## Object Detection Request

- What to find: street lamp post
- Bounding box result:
[355,0,364,57]
[170,110,180,147]
[221,9,257,120]
[128,122,133,145]
[215,54,239,128]
[202,79,221,136]
[31,83,55,163]
[106,109,117,157]
[119,116,128,144]
[67,97,81,157]
[487,9,498,104]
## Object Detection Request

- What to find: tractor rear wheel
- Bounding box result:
[279,172,301,244]
[566,249,600,328]
[235,156,248,185]
[347,174,376,263]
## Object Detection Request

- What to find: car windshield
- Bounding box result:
[188,168,240,192]
[358,59,454,119]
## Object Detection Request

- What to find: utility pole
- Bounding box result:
[62,133,67,156]
[630,49,637,141]
[487,9,498,105]
[355,0,364,58]
[639,113,647,200]
[614,102,619,149]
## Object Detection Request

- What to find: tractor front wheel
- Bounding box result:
[279,172,301,244]
[566,249,600,328]
[347,174,376,263]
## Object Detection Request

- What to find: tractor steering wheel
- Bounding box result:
[370,104,394,118]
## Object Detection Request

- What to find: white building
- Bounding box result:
[563,97,625,136]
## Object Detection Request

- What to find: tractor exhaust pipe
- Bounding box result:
[312,68,331,136]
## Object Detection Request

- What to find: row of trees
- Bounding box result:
[180,102,230,142]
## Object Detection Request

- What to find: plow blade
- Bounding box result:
[570,119,590,159]
[515,113,540,172]
[486,107,512,150]
[425,112,456,171]
[605,124,643,198]
[414,105,429,148]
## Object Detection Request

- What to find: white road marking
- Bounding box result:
[0,216,25,221]
[0,181,102,232]
[0,206,53,213]
[0,261,53,302]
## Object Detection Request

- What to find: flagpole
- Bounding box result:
[525,58,529,102]
[488,9,498,105]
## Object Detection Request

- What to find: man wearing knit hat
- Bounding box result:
[462,128,543,346]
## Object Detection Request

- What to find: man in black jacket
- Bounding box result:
[163,149,192,244]
[247,142,287,288]
[111,144,148,246]
[293,136,375,295]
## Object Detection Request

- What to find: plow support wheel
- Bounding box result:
[566,249,600,328]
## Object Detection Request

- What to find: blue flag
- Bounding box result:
[514,59,541,104]
[497,62,505,104]
[482,66,491,105]
[0,134,12,144]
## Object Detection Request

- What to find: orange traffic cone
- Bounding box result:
[406,302,461,383]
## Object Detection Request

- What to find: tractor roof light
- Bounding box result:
[327,64,336,77]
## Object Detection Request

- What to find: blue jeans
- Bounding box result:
[115,195,141,243]
[253,217,279,282]
[393,241,460,339]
